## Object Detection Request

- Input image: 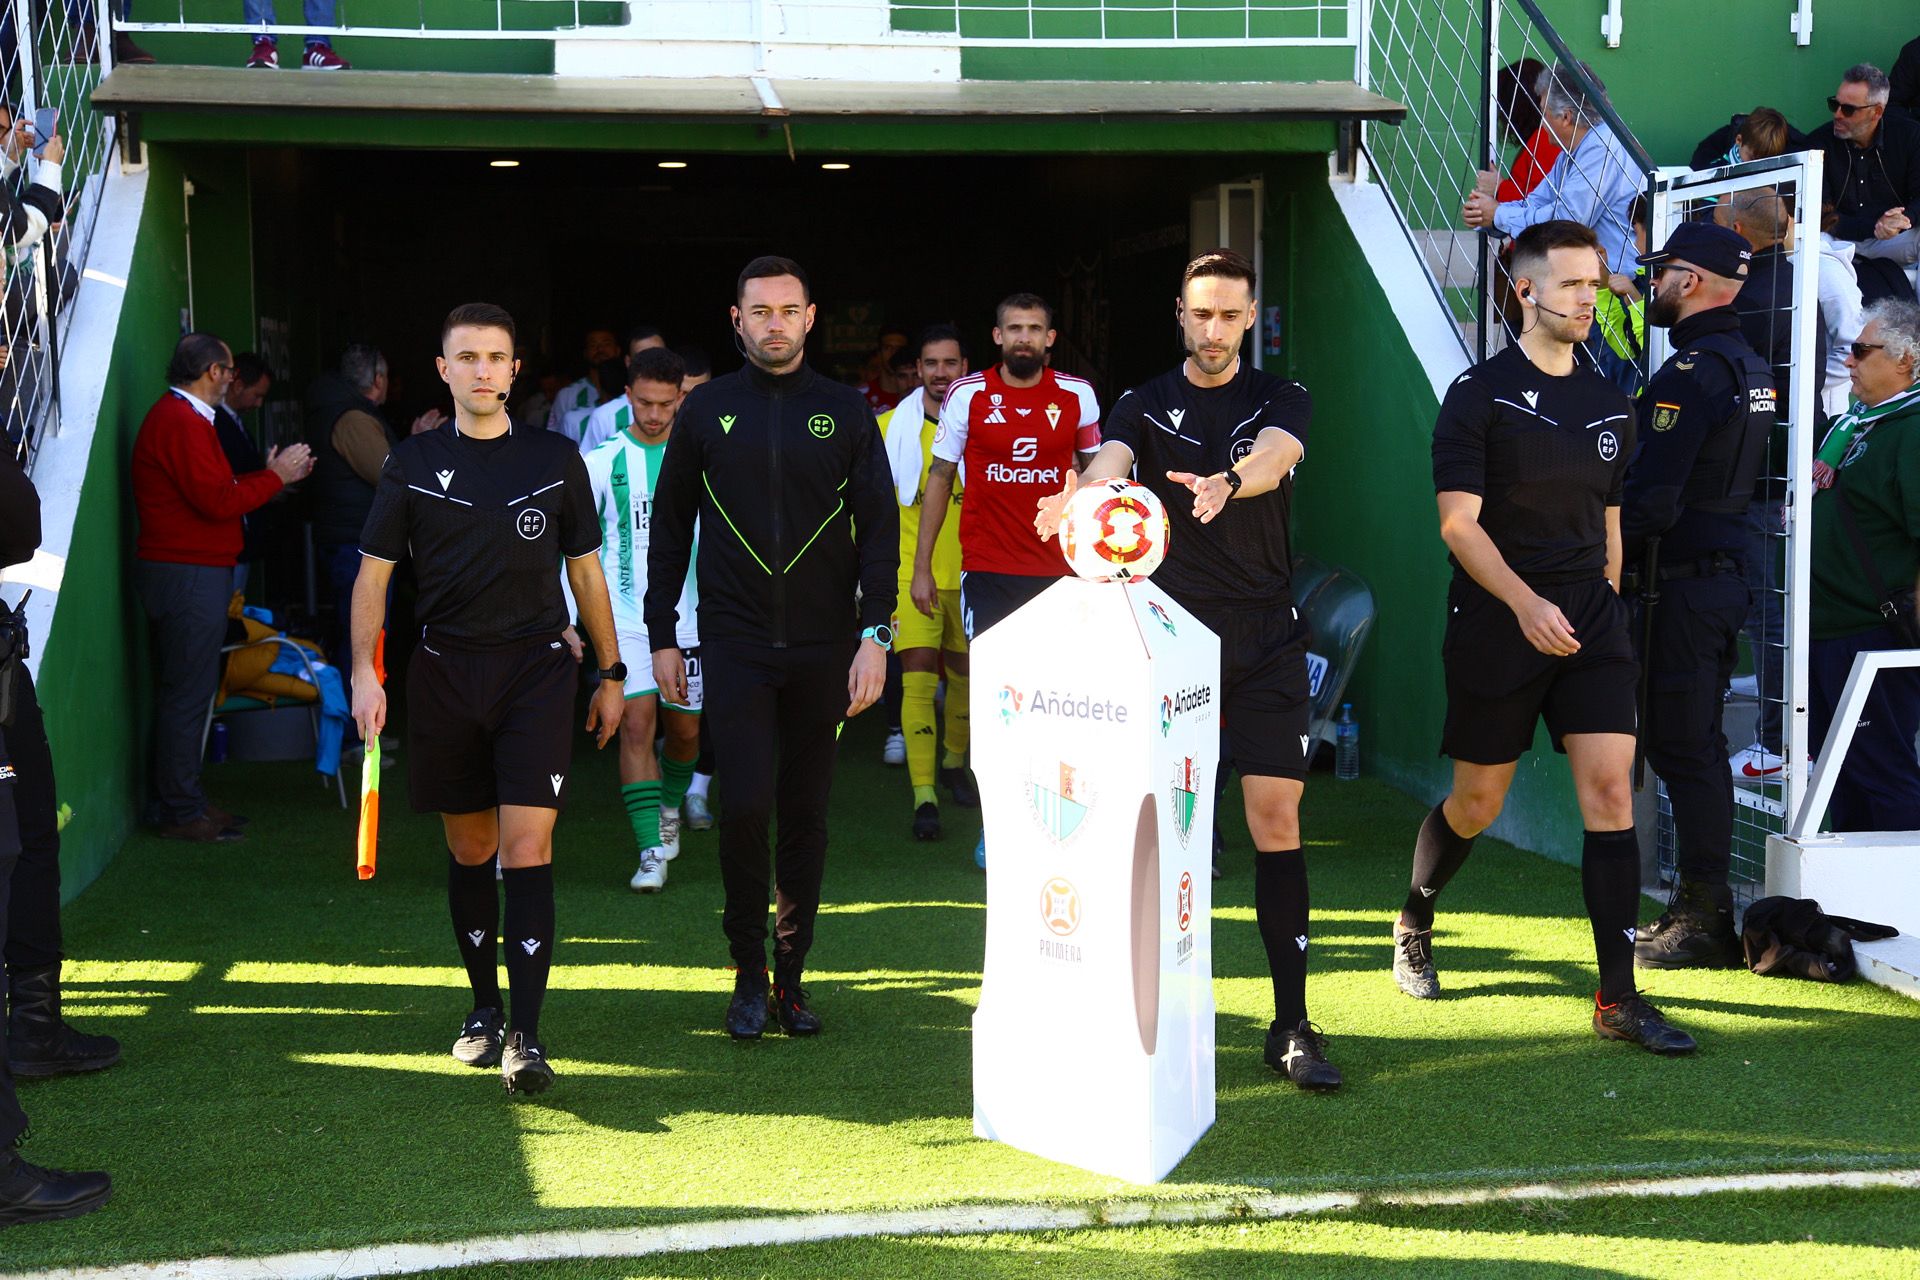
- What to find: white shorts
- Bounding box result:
[618,626,702,714]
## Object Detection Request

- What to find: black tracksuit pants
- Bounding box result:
[1636,568,1748,886]
[704,638,854,976]
[5,666,62,969]
[0,729,28,1148]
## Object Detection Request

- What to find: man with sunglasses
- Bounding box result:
[1811,63,1919,304]
[1619,222,1776,969]
[132,333,312,843]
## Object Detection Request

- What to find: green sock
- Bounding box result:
[622,780,662,851]
[661,753,696,810]
[913,785,937,807]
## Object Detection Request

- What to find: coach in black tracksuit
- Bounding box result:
[646,256,898,1041]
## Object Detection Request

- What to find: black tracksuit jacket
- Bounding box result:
[644,360,898,652]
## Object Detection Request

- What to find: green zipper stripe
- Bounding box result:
[785,500,846,573]
[703,473,772,575]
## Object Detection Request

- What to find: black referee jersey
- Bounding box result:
[1431,344,1636,579]
[360,422,601,648]
[1100,359,1312,614]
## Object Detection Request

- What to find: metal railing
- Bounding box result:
[115,0,1358,47]
[1362,0,1654,378]
[5,0,119,465]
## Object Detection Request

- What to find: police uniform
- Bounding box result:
[1432,345,1639,762]
[1100,360,1314,778]
[1621,305,1774,897]
[360,421,602,813]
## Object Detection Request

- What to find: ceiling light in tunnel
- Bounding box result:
[658,160,688,170]
[488,159,520,169]
[821,162,851,171]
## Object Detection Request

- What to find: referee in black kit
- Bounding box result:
[1038,248,1341,1091]
[646,257,897,1042]
[351,303,625,1096]
[1389,220,1695,1055]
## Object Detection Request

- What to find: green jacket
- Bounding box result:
[1811,384,1920,639]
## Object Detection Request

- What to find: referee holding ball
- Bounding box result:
[351,303,626,1096]
[1389,221,1695,1056]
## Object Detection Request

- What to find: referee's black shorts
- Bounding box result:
[1210,602,1313,781]
[406,635,578,814]
[1440,573,1637,765]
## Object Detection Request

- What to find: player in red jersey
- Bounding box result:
[910,292,1100,640]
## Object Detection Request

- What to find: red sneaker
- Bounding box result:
[301,44,350,70]
[244,36,277,69]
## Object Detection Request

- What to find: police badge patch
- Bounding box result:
[1652,402,1680,432]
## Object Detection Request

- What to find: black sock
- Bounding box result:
[501,864,556,1040]
[448,854,502,1012]
[1402,802,1476,930]
[1254,849,1310,1029]
[1582,828,1641,1004]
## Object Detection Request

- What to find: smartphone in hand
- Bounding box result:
[31,108,58,159]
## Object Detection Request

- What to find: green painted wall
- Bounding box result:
[1534,0,1913,165]
[1273,155,1584,862]
[40,145,255,900]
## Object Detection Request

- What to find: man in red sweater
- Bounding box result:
[133,333,312,842]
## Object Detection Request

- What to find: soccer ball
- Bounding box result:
[1060,479,1168,582]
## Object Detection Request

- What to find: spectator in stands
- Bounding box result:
[1891,34,1919,117]
[1820,203,1868,419]
[1462,62,1640,279]
[214,352,271,595]
[0,112,65,450]
[1492,58,1558,201]
[546,326,619,437]
[1690,106,1806,171]
[63,2,154,64]
[1807,299,1920,830]
[308,344,440,703]
[675,344,712,393]
[133,333,312,842]
[243,0,349,71]
[1810,63,1919,304]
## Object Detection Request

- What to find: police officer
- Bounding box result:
[1622,221,1776,969]
[646,256,898,1042]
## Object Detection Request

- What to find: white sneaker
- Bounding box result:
[1727,675,1760,700]
[629,848,668,893]
[883,729,907,766]
[659,808,681,862]
[1730,742,1784,780]
[683,792,715,830]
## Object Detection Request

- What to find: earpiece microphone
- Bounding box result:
[1521,289,1574,319]
[497,391,509,401]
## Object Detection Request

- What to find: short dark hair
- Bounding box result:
[673,344,712,378]
[625,323,664,351]
[442,302,516,348]
[1509,219,1604,286]
[917,323,966,362]
[995,292,1053,329]
[1183,248,1258,294]
[231,351,272,388]
[1842,62,1891,104]
[880,324,910,341]
[737,255,810,303]
[627,346,687,389]
[1627,194,1649,229]
[340,343,387,392]
[167,332,230,386]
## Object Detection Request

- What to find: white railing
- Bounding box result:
[116,0,1359,47]
[1789,650,1920,840]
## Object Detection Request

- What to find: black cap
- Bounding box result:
[1637,222,1752,280]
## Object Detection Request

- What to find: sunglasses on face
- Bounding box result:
[1850,342,1885,361]
[1828,97,1875,116]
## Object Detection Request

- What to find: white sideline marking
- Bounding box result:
[9,1167,1919,1280]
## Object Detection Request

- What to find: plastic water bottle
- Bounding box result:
[1334,703,1359,781]
[209,720,229,764]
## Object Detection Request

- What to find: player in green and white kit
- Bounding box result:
[578,348,702,892]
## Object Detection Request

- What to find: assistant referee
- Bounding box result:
[647,256,898,1042]
[1392,220,1694,1055]
[351,302,625,1097]
[1038,248,1340,1092]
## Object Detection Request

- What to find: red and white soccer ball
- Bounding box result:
[1060,479,1169,583]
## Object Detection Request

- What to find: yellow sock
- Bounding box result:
[902,671,939,788]
[943,671,970,765]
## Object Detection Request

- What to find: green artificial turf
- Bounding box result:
[417,1187,1920,1279]
[4,710,1917,1272]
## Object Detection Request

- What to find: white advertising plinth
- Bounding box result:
[970,577,1220,1184]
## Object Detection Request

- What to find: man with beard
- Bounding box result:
[1388,220,1697,1056]
[912,294,1099,868]
[883,324,975,842]
[1034,249,1337,1090]
[1622,222,1775,968]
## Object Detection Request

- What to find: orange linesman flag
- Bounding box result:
[356,632,387,880]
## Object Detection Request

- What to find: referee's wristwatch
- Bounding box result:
[1219,467,1244,496]
[596,662,628,684]
[861,624,894,652]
